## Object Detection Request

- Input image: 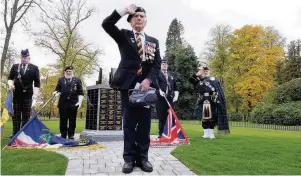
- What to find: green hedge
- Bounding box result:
[228,113,245,121]
[251,102,301,125]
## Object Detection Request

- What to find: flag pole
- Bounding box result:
[156,80,171,107]
[155,80,190,143]
[35,94,56,115]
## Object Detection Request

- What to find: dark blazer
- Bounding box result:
[8,63,40,98]
[156,71,178,99]
[55,77,84,106]
[102,10,161,90]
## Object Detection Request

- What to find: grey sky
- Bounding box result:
[2,0,301,86]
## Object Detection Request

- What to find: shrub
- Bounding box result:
[228,113,244,121]
[274,78,301,104]
[251,102,301,125]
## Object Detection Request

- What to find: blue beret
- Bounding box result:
[21,49,30,57]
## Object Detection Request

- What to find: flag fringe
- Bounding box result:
[7,144,106,151]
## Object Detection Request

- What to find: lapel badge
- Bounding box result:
[130,38,135,43]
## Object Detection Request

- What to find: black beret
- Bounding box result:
[203,66,210,70]
[64,66,73,71]
[198,63,209,70]
[127,7,146,22]
[21,49,30,57]
[161,58,168,63]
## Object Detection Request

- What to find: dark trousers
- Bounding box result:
[59,103,78,137]
[156,97,173,136]
[12,96,32,135]
[121,90,152,163]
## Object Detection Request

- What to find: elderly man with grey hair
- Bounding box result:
[102,4,161,173]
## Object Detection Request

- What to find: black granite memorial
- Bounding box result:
[80,68,123,141]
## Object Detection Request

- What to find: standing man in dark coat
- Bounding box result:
[155,58,179,138]
[52,66,84,139]
[8,49,40,137]
[102,4,161,173]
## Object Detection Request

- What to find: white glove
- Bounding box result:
[75,95,84,109]
[159,89,166,97]
[31,87,39,108]
[31,99,37,108]
[52,91,61,97]
[173,91,179,102]
[32,87,40,99]
[8,80,14,90]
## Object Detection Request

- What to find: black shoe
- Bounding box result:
[122,162,134,173]
[68,136,74,140]
[158,134,162,138]
[136,160,153,172]
[61,134,67,139]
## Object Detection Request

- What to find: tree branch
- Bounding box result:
[4,0,9,29]
[14,0,34,24]
[41,19,65,50]
[33,1,56,21]
[37,39,63,60]
[17,0,28,13]
[70,44,91,65]
[72,8,94,31]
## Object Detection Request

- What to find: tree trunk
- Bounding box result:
[1,29,13,77]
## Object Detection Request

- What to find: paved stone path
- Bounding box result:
[56,135,196,175]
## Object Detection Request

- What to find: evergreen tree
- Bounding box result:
[284,40,301,81]
[173,44,199,119]
[165,18,184,72]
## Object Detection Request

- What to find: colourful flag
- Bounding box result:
[1,91,13,127]
[150,107,189,146]
[8,114,99,149]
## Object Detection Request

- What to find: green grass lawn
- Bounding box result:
[165,124,301,175]
[1,120,85,175]
[1,120,301,175]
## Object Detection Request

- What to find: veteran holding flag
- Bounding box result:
[53,66,84,140]
[155,58,179,138]
[7,49,40,138]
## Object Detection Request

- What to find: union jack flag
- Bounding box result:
[150,107,189,146]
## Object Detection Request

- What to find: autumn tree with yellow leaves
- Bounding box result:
[229,25,284,112]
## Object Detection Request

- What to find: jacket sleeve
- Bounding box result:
[34,66,41,88]
[188,74,200,85]
[102,10,124,44]
[146,39,161,84]
[8,64,16,80]
[173,75,178,91]
[55,78,62,92]
[76,78,84,96]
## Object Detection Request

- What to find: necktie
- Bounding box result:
[21,64,25,75]
[164,72,168,81]
[136,32,143,74]
[164,72,169,95]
